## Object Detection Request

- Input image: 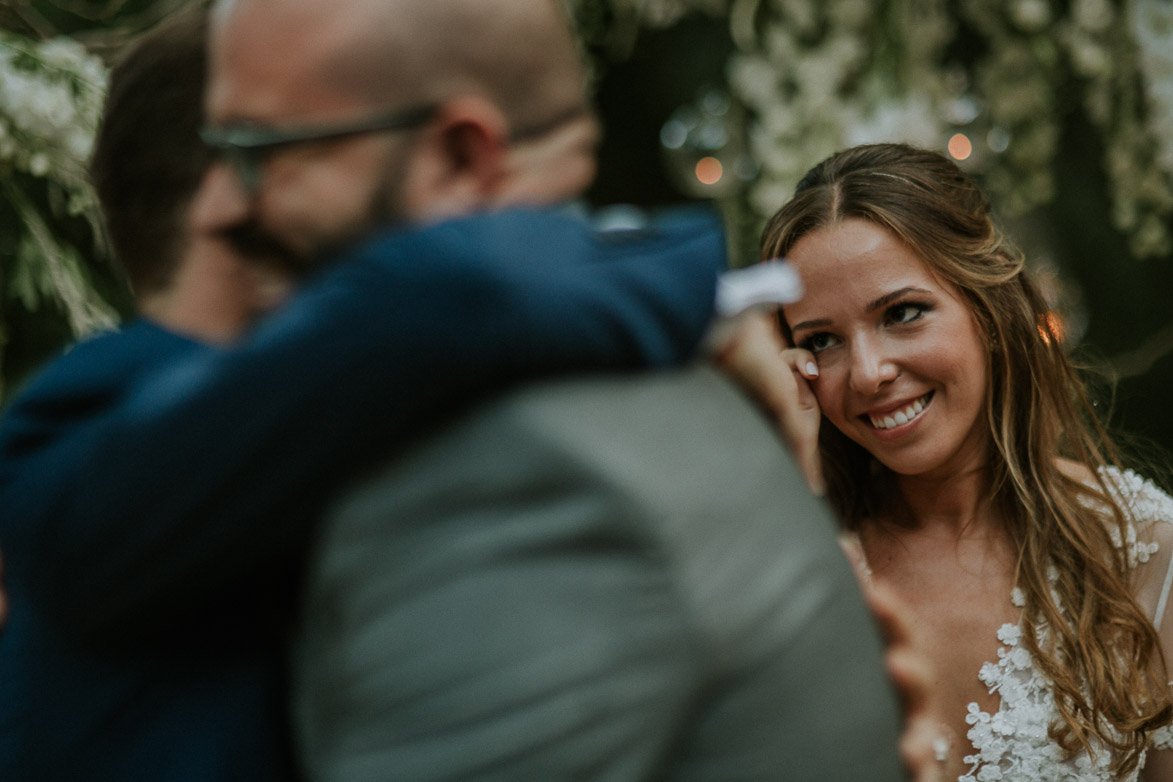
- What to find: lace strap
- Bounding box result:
[1154,547,1173,631]
[1154,724,1173,752]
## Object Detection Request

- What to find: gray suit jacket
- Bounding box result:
[293,366,905,781]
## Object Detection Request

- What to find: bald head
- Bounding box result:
[197,0,598,260]
[213,0,587,131]
[335,0,588,132]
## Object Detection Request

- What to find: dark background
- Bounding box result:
[3,2,1171,463]
[585,13,1173,465]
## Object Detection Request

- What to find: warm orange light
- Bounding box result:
[695,156,724,185]
[1038,311,1065,345]
[948,133,973,161]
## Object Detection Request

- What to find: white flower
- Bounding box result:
[1132,0,1173,181]
[1010,0,1051,31]
[996,623,1022,646]
[772,0,818,37]
[28,152,50,177]
[827,0,871,28]
[990,711,1014,737]
[1068,34,1110,78]
[728,55,779,106]
[1008,647,1033,669]
[976,762,1003,780]
[842,95,944,149]
[1073,0,1114,33]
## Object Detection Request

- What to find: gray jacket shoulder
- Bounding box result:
[296,366,904,781]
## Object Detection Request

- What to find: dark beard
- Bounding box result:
[221,221,306,275]
[307,143,413,265]
[222,144,414,276]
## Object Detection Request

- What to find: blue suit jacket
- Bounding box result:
[0,207,724,781]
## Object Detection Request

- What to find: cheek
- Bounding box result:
[925,330,986,392]
[258,163,326,221]
[263,160,376,225]
[811,369,850,426]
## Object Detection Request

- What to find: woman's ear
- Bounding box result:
[398,95,510,220]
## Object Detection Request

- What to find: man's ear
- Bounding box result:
[400,95,510,220]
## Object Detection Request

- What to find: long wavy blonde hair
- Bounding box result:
[760,143,1171,774]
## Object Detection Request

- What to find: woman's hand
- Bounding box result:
[710,309,825,495]
[866,581,960,782]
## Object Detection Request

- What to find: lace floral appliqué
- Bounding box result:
[1080,467,1169,568]
[962,616,1118,781]
[959,467,1173,781]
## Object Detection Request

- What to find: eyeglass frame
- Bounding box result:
[200,101,593,197]
[199,103,438,196]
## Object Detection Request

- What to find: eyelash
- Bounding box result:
[885,300,930,326]
[798,333,836,354]
[797,300,932,354]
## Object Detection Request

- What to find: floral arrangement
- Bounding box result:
[0,28,118,396]
[2,1,1169,399]
[569,0,1173,260]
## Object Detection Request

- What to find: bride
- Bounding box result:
[759,143,1173,780]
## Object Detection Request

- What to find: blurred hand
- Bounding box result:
[864,578,959,782]
[709,309,824,495]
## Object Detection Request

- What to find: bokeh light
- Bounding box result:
[695,156,724,186]
[948,133,973,161]
[1038,311,1065,345]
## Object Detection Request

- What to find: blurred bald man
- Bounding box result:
[194,0,600,258]
[0,5,731,782]
[196,0,906,779]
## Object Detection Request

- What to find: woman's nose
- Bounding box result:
[847,338,899,395]
[188,159,253,239]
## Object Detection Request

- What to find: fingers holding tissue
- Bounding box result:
[707,263,824,496]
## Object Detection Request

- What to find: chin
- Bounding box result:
[879,451,982,481]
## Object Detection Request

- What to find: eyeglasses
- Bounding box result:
[508,103,592,143]
[200,103,437,196]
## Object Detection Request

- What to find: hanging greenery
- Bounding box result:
[568,0,1173,260]
[0,28,120,399]
[3,0,1171,401]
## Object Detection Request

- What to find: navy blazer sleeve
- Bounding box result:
[0,207,724,641]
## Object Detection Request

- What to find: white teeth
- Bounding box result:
[869,394,930,430]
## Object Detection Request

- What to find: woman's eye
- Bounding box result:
[887,302,928,325]
[801,332,839,354]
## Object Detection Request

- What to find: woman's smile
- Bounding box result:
[862,390,934,433]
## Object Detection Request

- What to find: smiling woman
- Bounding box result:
[760,143,1173,781]
[783,218,989,483]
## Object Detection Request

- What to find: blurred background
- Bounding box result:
[2,0,1172,457]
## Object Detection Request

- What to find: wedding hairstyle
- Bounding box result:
[90,7,211,296]
[760,142,1171,773]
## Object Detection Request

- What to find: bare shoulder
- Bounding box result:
[1058,459,1173,539]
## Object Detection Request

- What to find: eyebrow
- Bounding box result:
[789,286,933,335]
[866,286,932,313]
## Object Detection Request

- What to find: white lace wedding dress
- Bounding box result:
[851,468,1173,781]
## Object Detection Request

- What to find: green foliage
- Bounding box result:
[0,25,132,401]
